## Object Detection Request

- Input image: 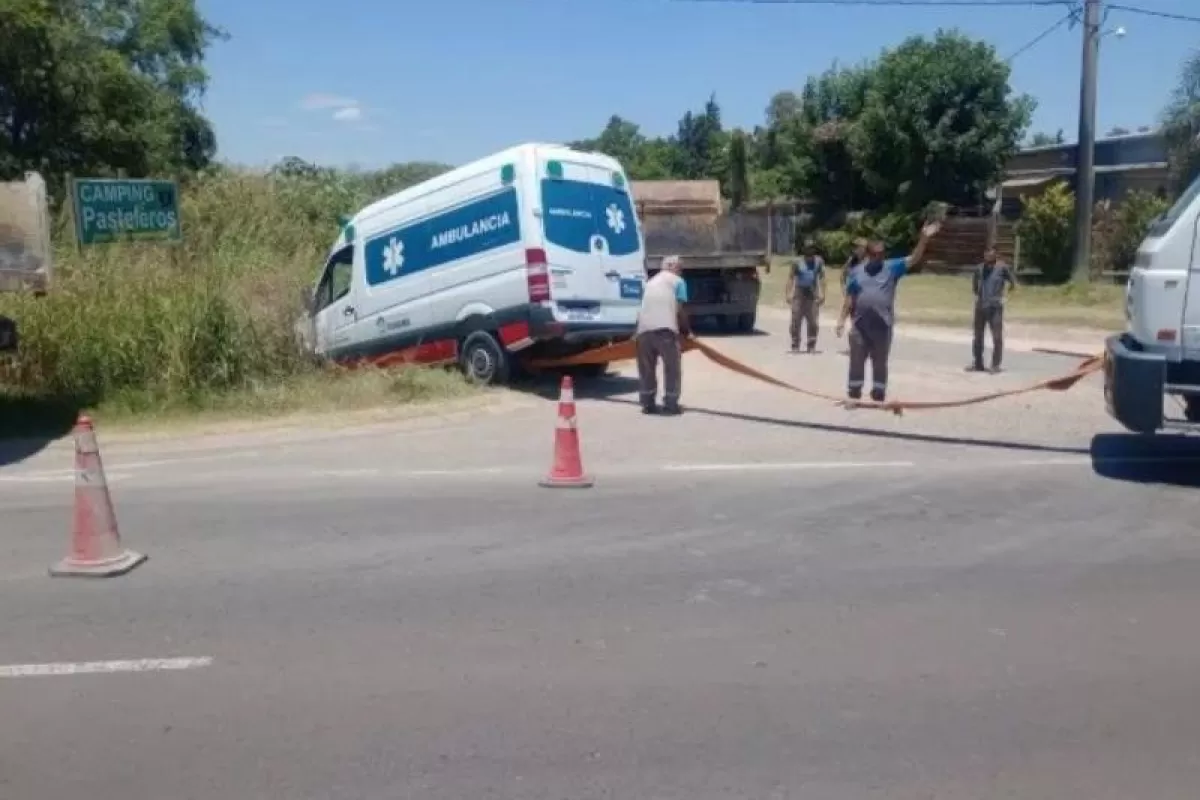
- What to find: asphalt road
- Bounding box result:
[3,313,1200,799]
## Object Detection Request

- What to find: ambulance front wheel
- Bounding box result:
[460,330,511,386]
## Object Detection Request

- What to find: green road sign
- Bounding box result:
[71,178,181,245]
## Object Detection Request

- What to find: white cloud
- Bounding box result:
[332,106,363,123]
[300,93,358,111]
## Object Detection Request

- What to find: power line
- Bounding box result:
[1107,3,1200,24]
[1006,7,1080,61]
[671,0,1072,7]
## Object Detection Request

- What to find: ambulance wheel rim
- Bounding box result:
[468,347,494,381]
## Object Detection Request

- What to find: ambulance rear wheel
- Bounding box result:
[736,312,756,333]
[460,330,510,386]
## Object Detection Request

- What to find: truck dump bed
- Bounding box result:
[632,180,769,332]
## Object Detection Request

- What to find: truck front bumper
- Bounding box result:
[1104,332,1165,434]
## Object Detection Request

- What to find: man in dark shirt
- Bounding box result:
[785,238,826,353]
[967,247,1016,373]
[835,223,940,403]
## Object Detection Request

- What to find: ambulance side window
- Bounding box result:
[315,246,354,312]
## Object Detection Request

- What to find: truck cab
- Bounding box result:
[1104,173,1200,432]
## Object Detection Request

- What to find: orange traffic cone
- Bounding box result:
[539,376,593,488]
[49,415,147,578]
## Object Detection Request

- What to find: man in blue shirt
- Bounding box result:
[785,238,826,353]
[835,222,941,403]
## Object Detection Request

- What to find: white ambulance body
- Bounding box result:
[301,143,645,384]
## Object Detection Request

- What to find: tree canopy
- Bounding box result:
[571,29,1034,221]
[1162,51,1200,191]
[0,0,223,183]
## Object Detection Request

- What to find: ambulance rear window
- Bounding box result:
[541,178,640,256]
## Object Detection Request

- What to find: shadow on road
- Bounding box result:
[0,394,79,466]
[517,369,641,401]
[1090,433,1200,487]
[596,395,1090,456]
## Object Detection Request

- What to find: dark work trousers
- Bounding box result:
[972,304,1004,368]
[848,322,893,401]
[636,328,682,408]
[790,291,819,350]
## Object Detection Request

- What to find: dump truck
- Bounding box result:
[0,172,53,353]
[632,180,773,333]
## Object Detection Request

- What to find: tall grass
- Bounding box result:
[0,168,473,424]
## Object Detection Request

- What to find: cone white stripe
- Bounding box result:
[559,388,574,404]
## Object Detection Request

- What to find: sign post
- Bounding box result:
[70,178,181,246]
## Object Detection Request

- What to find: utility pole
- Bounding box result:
[1071,0,1101,283]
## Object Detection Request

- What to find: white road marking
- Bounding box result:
[0,656,213,678]
[662,460,916,473]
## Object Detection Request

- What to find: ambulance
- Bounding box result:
[298,143,645,384]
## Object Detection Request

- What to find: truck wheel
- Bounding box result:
[1186,395,1200,423]
[718,314,738,332]
[460,330,510,386]
[736,312,756,333]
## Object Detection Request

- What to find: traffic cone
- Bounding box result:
[49,415,147,578]
[539,375,593,488]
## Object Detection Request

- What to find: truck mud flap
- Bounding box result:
[1104,333,1165,434]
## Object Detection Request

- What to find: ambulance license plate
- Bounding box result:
[619,278,643,299]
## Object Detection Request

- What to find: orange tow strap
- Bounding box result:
[527,338,1103,415]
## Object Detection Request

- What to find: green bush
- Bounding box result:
[0,168,434,407]
[813,229,855,263]
[811,209,921,264]
[1018,182,1075,282]
[1106,190,1168,273]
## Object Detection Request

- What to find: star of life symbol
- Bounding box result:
[382,237,404,276]
[605,204,625,234]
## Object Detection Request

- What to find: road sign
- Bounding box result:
[71,178,181,245]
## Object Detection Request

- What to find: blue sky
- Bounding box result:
[198,0,1200,169]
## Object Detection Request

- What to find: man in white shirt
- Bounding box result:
[635,254,691,415]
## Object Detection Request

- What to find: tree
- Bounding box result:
[1161,51,1200,191]
[1029,129,1065,146]
[728,129,750,208]
[673,94,726,181]
[764,91,802,129]
[569,116,676,180]
[798,63,875,215]
[849,30,1034,210]
[0,0,224,184]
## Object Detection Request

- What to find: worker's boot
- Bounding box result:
[870,388,886,403]
[661,399,683,416]
[642,400,658,415]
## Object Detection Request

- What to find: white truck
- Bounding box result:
[1104,174,1200,432]
[298,143,646,385]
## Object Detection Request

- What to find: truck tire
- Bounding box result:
[459,330,510,386]
[736,312,756,333]
[1186,395,1200,423]
[718,314,739,332]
